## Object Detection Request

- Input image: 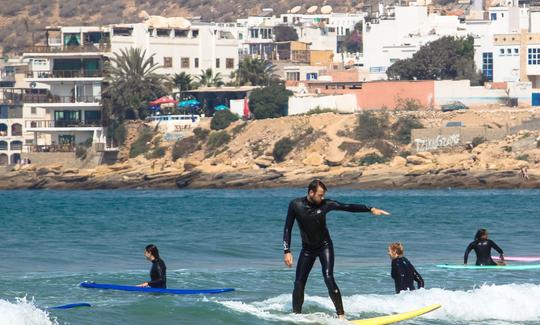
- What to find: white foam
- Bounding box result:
[217,283,540,324]
[0,297,57,325]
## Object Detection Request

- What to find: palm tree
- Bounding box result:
[104,47,169,120]
[173,72,194,91]
[195,68,224,88]
[236,57,278,86]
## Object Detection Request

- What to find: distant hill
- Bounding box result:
[0,0,368,55]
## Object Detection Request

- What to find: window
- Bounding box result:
[226,58,234,69]
[506,48,512,55]
[482,52,493,81]
[514,48,519,55]
[491,13,497,20]
[528,48,540,65]
[194,58,199,68]
[175,29,188,38]
[163,57,172,68]
[31,107,36,114]
[499,48,505,56]
[286,72,300,81]
[250,29,259,38]
[181,57,190,68]
[283,16,288,23]
[239,33,243,40]
[192,30,199,38]
[216,58,220,68]
[306,73,318,80]
[157,29,171,37]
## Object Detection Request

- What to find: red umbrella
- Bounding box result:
[243,96,250,119]
[149,96,177,106]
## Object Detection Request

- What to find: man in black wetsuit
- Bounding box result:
[388,243,424,293]
[137,244,167,288]
[464,229,505,266]
[283,180,390,319]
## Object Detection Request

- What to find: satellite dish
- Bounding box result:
[321,5,332,14]
[307,5,318,14]
[291,6,301,14]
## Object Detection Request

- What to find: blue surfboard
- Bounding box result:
[80,282,235,294]
[49,303,92,309]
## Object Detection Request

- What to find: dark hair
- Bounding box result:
[308,179,327,193]
[145,244,160,259]
[474,229,487,241]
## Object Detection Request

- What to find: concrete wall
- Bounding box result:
[434,80,508,106]
[358,80,435,109]
[411,126,509,151]
[288,94,357,115]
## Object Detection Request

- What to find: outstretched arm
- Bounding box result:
[283,201,296,267]
[326,200,390,215]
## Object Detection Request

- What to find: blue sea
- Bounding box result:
[1,189,540,325]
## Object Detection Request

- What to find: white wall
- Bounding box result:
[493,45,520,82]
[435,80,507,106]
[287,94,357,115]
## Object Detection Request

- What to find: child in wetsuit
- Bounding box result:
[388,243,424,294]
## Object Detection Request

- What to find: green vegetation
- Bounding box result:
[173,72,194,91]
[516,154,529,161]
[211,110,239,130]
[273,25,299,42]
[392,116,424,144]
[338,141,363,155]
[273,137,295,162]
[306,107,337,115]
[250,84,293,119]
[354,111,389,141]
[387,36,481,84]
[395,97,424,111]
[358,153,388,166]
[207,131,231,151]
[471,136,487,148]
[104,47,168,121]
[129,127,155,158]
[193,127,210,141]
[235,57,278,86]
[232,122,248,136]
[399,150,412,158]
[195,68,223,87]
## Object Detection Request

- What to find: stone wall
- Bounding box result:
[23,151,104,169]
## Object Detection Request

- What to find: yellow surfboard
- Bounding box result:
[350,304,442,325]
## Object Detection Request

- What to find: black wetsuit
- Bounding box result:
[464,239,504,266]
[148,258,167,288]
[391,257,424,294]
[283,197,372,315]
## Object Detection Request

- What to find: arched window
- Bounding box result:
[10,153,21,165]
[0,123,7,136]
[0,154,8,165]
[10,140,22,151]
[0,141,7,151]
[11,123,22,136]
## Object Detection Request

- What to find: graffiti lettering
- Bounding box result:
[414,134,460,151]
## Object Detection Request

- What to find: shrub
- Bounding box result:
[354,111,389,141]
[146,146,166,159]
[114,123,127,145]
[306,107,336,115]
[207,131,231,151]
[395,97,424,111]
[503,146,512,152]
[129,127,154,158]
[471,136,487,148]
[516,154,529,161]
[273,137,295,162]
[172,136,200,161]
[392,116,424,144]
[210,110,239,130]
[193,127,210,141]
[399,150,412,158]
[338,141,363,155]
[358,153,388,166]
[232,122,247,136]
[250,84,292,119]
[75,145,87,159]
[372,139,397,159]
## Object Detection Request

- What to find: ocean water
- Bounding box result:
[1,189,539,325]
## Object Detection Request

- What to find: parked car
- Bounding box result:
[441,101,468,112]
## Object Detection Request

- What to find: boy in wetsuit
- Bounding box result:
[388,242,424,294]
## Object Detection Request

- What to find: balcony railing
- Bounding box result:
[26,119,102,129]
[27,70,104,78]
[26,144,76,153]
[24,43,111,53]
[2,92,101,104]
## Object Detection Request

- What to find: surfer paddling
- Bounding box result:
[283,179,390,319]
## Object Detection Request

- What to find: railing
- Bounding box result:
[24,43,111,53]
[27,70,104,78]
[26,120,102,128]
[26,144,76,153]
[1,92,101,104]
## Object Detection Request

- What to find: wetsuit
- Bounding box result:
[391,257,424,293]
[464,240,504,266]
[148,258,167,288]
[283,197,372,315]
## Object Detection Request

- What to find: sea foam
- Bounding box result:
[0,297,57,325]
